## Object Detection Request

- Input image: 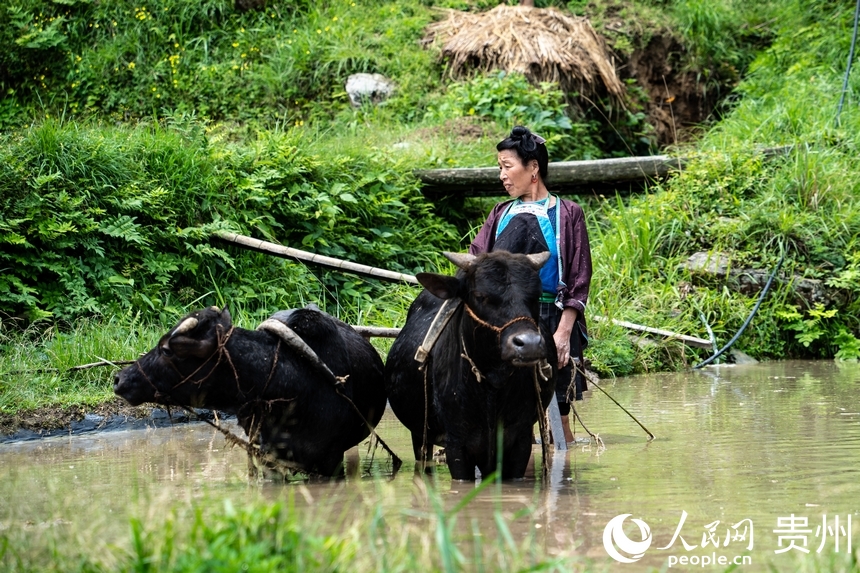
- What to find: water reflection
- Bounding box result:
[1,361,859,570]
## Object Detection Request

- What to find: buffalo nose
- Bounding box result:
[503,330,545,363]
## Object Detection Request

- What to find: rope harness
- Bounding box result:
[459,332,485,383]
[132,320,401,478]
[136,324,243,404]
[463,304,538,344]
[417,302,552,479]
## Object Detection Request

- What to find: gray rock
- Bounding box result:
[683,252,732,277]
[683,251,847,309]
[346,73,395,107]
[732,270,846,308]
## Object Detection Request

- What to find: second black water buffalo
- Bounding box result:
[384,251,556,480]
[114,305,386,476]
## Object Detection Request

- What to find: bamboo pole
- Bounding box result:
[590,316,712,349]
[215,231,710,348]
[213,231,419,285]
[353,318,711,346]
[352,326,402,339]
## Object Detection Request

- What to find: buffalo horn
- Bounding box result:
[443,251,476,271]
[526,251,550,269]
[257,319,338,384]
[171,317,199,338]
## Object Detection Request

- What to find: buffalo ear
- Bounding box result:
[220,306,232,326]
[417,272,461,300]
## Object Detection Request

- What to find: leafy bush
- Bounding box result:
[0,0,440,129]
[776,304,860,361]
[423,71,604,160]
[0,118,458,321]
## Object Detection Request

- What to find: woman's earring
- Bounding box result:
[531,173,537,182]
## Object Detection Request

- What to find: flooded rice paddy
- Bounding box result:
[1,360,859,571]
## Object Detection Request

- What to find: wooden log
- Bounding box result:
[415,146,793,196]
[213,231,419,285]
[416,155,684,190]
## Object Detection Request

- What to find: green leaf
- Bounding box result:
[107,275,134,286]
[99,215,147,245]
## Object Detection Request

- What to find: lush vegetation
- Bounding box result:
[2,0,860,416]
[3,4,860,572]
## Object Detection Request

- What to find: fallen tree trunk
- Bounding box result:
[415,146,793,196]
[416,155,684,196]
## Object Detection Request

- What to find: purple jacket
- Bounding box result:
[469,197,592,329]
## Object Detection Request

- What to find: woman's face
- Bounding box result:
[497,149,536,198]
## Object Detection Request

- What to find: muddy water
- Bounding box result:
[1,360,859,571]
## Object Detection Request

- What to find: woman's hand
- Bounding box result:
[553,308,578,369]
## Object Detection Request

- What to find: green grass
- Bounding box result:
[2,0,860,396]
[0,472,602,573]
[0,314,160,413]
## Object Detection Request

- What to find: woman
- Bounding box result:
[469,125,592,443]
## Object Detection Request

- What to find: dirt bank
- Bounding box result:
[0,399,216,442]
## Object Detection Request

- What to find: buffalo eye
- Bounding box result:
[472,292,492,306]
[160,345,174,358]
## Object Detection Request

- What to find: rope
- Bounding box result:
[463,304,538,344]
[420,361,431,467]
[460,333,485,383]
[836,0,860,126]
[130,322,402,477]
[533,367,551,481]
[561,361,605,447]
[569,397,605,449]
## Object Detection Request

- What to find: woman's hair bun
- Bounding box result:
[510,126,530,140]
[509,126,535,151]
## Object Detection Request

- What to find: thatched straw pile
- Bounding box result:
[425,5,624,100]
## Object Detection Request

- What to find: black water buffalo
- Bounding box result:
[114,305,386,476]
[384,251,556,480]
